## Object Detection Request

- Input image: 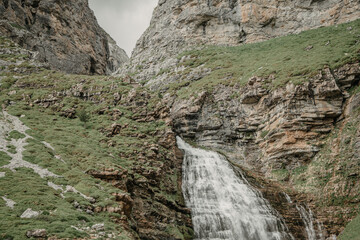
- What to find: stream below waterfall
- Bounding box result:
[177,137,294,240]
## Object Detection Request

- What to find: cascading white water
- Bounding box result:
[296,205,317,240]
[283,193,324,240]
[177,137,294,240]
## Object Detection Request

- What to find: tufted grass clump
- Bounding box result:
[8,130,25,140]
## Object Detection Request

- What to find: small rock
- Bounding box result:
[73,201,80,208]
[26,229,47,238]
[305,45,313,51]
[0,172,5,178]
[20,208,41,218]
[86,209,94,215]
[92,223,105,231]
[2,196,16,209]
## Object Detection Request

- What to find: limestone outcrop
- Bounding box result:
[121,0,359,83]
[169,63,360,175]
[165,63,360,237]
[0,0,129,74]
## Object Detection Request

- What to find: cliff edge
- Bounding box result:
[0,0,129,75]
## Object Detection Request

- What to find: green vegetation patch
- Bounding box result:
[6,144,16,154]
[271,169,289,182]
[172,19,360,98]
[8,130,25,140]
[0,151,11,166]
[0,168,122,240]
[340,214,360,240]
[0,55,188,239]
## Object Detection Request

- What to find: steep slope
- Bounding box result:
[128,19,360,239]
[120,0,359,84]
[0,37,192,240]
[0,0,129,75]
[1,1,360,239]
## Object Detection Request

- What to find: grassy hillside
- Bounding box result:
[0,37,191,239]
[167,19,360,98]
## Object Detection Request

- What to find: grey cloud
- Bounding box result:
[89,0,158,57]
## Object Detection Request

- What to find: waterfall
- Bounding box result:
[283,193,324,240]
[177,137,294,240]
[296,205,317,240]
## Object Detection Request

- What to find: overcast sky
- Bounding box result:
[89,0,158,57]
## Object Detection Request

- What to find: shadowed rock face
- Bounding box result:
[0,0,129,74]
[122,0,359,83]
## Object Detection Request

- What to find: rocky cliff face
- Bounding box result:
[165,64,360,239]
[122,14,360,237]
[169,63,360,175]
[121,0,359,83]
[0,0,129,75]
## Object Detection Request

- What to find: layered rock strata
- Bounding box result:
[121,0,360,83]
[166,63,360,238]
[169,63,360,175]
[0,0,129,74]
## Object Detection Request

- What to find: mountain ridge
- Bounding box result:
[0,0,129,75]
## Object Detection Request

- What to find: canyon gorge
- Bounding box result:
[0,0,359,239]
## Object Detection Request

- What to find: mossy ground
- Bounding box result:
[168,19,360,98]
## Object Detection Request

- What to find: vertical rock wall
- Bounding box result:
[0,0,129,75]
[123,0,359,83]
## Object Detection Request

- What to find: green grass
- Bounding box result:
[8,130,25,140]
[0,151,11,166]
[171,19,360,98]
[0,54,189,238]
[340,214,360,240]
[6,145,16,154]
[0,168,123,240]
[271,169,289,181]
